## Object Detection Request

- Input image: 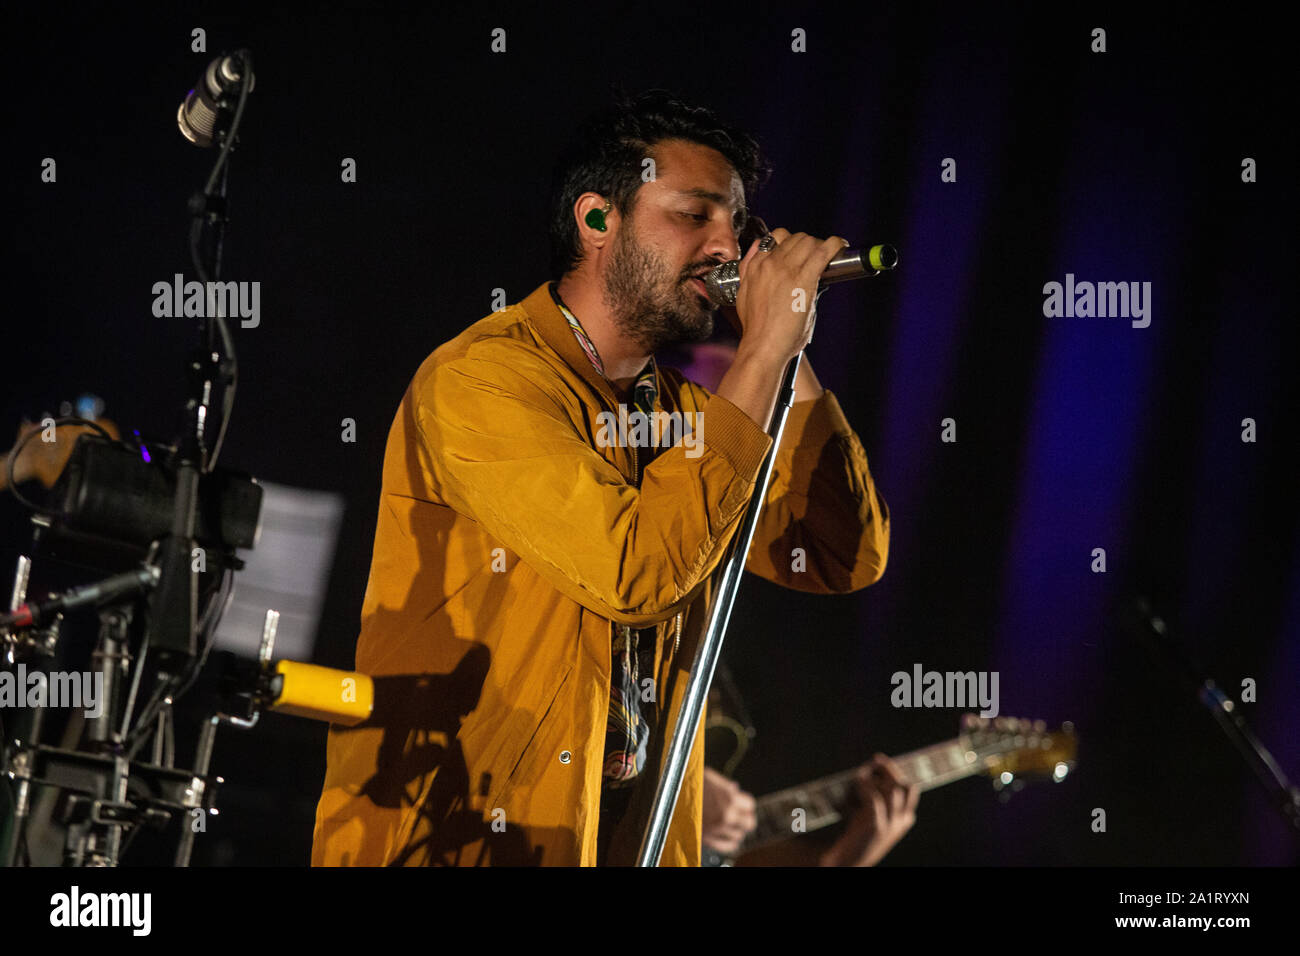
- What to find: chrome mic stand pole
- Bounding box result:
[636,296,818,866]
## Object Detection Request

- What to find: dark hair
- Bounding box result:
[548,88,771,278]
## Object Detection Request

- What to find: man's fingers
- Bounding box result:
[727,794,757,832]
[712,831,743,854]
[728,806,759,827]
[764,229,818,268]
[870,753,907,789]
[756,229,846,277]
[817,235,850,271]
[861,755,919,823]
[757,232,849,309]
[780,232,818,266]
[868,789,887,831]
[823,234,850,259]
[890,784,908,816]
[736,236,762,282]
[854,765,874,803]
[715,812,753,851]
[795,235,847,287]
[787,232,842,276]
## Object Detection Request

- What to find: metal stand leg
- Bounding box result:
[174,715,219,867]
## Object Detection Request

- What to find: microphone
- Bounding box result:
[177,52,254,147]
[1,566,159,631]
[702,220,898,307]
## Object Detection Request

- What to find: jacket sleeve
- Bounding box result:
[415,338,774,627]
[741,389,890,593]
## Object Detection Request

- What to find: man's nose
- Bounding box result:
[703,222,741,264]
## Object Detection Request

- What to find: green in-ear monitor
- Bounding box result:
[585,201,611,232]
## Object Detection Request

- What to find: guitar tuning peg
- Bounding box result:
[1033,719,1046,732]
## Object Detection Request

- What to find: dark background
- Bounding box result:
[2,4,1296,866]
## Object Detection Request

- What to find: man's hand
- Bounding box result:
[712,228,843,429]
[732,227,848,366]
[701,766,757,856]
[819,754,919,867]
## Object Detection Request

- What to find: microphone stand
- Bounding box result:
[635,292,822,866]
[148,66,244,662]
[0,50,257,869]
[1125,597,1300,838]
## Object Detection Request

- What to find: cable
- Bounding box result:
[124,565,232,759]
[169,564,234,706]
[200,52,253,200]
[206,311,237,472]
[190,51,252,474]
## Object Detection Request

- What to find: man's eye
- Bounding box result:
[680,211,708,222]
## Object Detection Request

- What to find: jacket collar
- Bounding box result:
[521,282,617,405]
[521,281,659,409]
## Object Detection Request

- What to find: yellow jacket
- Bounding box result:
[311,281,890,866]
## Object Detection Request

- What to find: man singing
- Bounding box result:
[311,89,890,866]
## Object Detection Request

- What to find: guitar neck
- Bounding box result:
[746,737,979,851]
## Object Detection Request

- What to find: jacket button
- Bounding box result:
[559,750,572,764]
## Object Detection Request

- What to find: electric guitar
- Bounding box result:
[702,715,1078,866]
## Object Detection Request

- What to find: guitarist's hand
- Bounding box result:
[819,754,919,867]
[701,766,757,856]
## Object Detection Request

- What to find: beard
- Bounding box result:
[601,221,716,353]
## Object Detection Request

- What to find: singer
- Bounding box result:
[310,89,890,866]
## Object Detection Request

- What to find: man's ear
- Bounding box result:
[576,194,616,242]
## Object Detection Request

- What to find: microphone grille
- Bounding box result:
[703,260,740,306]
[177,93,220,147]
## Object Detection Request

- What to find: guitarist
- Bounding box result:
[703,757,919,866]
[697,664,920,867]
